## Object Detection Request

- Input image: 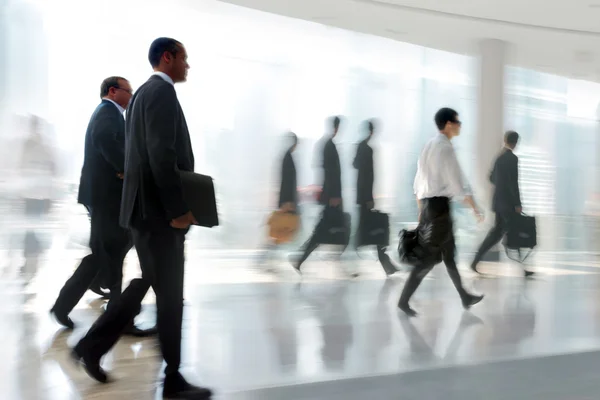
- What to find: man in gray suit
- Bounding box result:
[72,38,212,399]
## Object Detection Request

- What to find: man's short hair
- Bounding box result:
[148,37,181,68]
[434,107,459,131]
[100,76,126,98]
[505,130,519,146]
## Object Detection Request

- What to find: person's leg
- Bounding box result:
[376,245,398,275]
[72,277,151,383]
[397,263,435,316]
[295,223,322,271]
[131,227,185,377]
[471,214,508,272]
[104,227,133,311]
[51,210,106,324]
[443,241,484,309]
[51,254,97,327]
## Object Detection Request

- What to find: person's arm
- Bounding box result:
[489,161,497,185]
[511,156,522,212]
[442,145,482,219]
[279,155,295,209]
[325,142,342,205]
[90,108,125,174]
[144,84,190,221]
[352,144,361,169]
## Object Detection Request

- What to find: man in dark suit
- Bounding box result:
[257,132,299,268]
[279,132,298,213]
[293,116,351,275]
[72,38,212,399]
[353,120,398,276]
[471,131,533,276]
[50,77,152,335]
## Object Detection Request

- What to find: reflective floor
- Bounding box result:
[3,248,600,399]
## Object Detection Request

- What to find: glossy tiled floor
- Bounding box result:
[3,247,600,399]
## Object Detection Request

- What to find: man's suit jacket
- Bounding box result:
[490,148,521,214]
[353,139,374,205]
[78,99,125,212]
[320,138,342,205]
[120,75,195,229]
[278,149,297,208]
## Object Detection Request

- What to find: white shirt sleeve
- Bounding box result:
[441,144,472,198]
[413,161,421,196]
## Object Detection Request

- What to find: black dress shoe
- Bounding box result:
[163,373,212,399]
[462,294,484,310]
[71,346,109,383]
[398,302,418,317]
[123,324,158,337]
[50,308,75,330]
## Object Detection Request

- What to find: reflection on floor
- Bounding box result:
[3,250,600,399]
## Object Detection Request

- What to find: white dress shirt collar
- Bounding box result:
[153,71,174,86]
[103,98,125,114]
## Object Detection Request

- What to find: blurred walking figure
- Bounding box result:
[258,132,300,270]
[470,131,534,277]
[353,119,399,276]
[18,115,56,280]
[293,116,353,277]
[398,108,484,316]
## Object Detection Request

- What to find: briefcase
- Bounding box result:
[356,210,390,248]
[180,171,219,228]
[268,211,300,244]
[503,213,536,263]
[316,207,351,246]
[398,228,441,268]
[504,214,537,250]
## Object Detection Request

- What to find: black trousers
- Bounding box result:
[297,205,348,268]
[472,211,515,266]
[75,224,186,376]
[358,205,395,274]
[53,207,131,314]
[399,197,468,305]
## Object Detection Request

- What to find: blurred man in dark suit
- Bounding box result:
[257,132,299,269]
[293,116,352,276]
[50,77,152,336]
[72,38,212,399]
[279,132,298,213]
[471,131,533,276]
[353,120,398,276]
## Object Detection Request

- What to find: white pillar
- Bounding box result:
[475,39,507,261]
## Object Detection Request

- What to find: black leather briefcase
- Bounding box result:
[316,206,351,246]
[504,214,537,250]
[356,210,390,248]
[503,213,536,263]
[180,171,219,228]
[398,228,441,268]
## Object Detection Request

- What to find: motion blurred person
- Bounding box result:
[353,120,399,276]
[18,116,56,280]
[50,77,154,336]
[72,38,212,399]
[257,132,299,269]
[293,116,352,276]
[471,131,533,276]
[398,108,484,316]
